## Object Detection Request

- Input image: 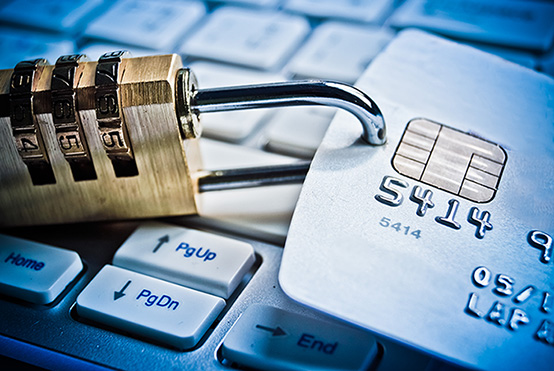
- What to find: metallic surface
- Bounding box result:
[280,30,554,370]
[175,68,201,139]
[8,58,56,185]
[197,161,311,192]
[192,80,387,146]
[0,54,200,227]
[51,54,97,182]
[392,118,507,203]
[94,50,138,177]
[0,53,386,227]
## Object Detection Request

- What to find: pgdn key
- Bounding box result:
[76,265,225,350]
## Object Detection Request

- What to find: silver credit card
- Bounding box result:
[280,30,554,370]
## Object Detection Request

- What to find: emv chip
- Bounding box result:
[392,119,507,203]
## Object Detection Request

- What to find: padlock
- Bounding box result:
[0,52,386,227]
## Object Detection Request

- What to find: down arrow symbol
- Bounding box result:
[114,280,131,301]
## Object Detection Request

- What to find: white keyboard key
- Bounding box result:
[190,62,286,88]
[0,0,105,33]
[190,62,285,141]
[198,139,302,239]
[0,234,83,304]
[390,0,554,52]
[470,43,538,69]
[286,22,394,83]
[222,304,378,371]
[200,138,298,169]
[0,30,75,69]
[265,106,336,157]
[113,222,255,298]
[85,0,205,51]
[79,43,157,60]
[213,0,279,7]
[76,265,225,349]
[284,0,394,23]
[181,7,310,69]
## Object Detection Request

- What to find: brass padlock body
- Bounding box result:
[0,54,202,227]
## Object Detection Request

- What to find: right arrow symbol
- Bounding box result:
[114,280,131,301]
[255,324,287,337]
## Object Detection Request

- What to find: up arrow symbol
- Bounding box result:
[114,280,131,301]
[152,235,170,253]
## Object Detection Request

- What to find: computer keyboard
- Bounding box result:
[1,0,553,370]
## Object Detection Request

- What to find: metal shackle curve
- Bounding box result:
[190,79,387,146]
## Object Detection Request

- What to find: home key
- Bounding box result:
[280,30,554,370]
[0,51,385,227]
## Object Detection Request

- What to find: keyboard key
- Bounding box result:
[181,7,310,69]
[198,139,302,239]
[0,30,75,69]
[265,106,336,157]
[0,234,83,304]
[470,43,538,69]
[191,62,286,88]
[76,265,225,349]
[221,304,378,370]
[200,138,299,169]
[213,0,280,7]
[85,0,206,51]
[113,222,255,298]
[0,0,105,33]
[389,0,554,52]
[190,62,285,141]
[79,42,158,60]
[286,22,394,83]
[284,0,394,23]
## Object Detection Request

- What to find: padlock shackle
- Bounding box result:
[190,80,387,146]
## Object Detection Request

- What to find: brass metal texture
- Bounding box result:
[94,50,138,177]
[51,53,97,182]
[9,58,56,185]
[0,54,201,227]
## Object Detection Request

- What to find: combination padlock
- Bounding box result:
[0,52,386,227]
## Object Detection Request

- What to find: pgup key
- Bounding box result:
[0,52,386,227]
